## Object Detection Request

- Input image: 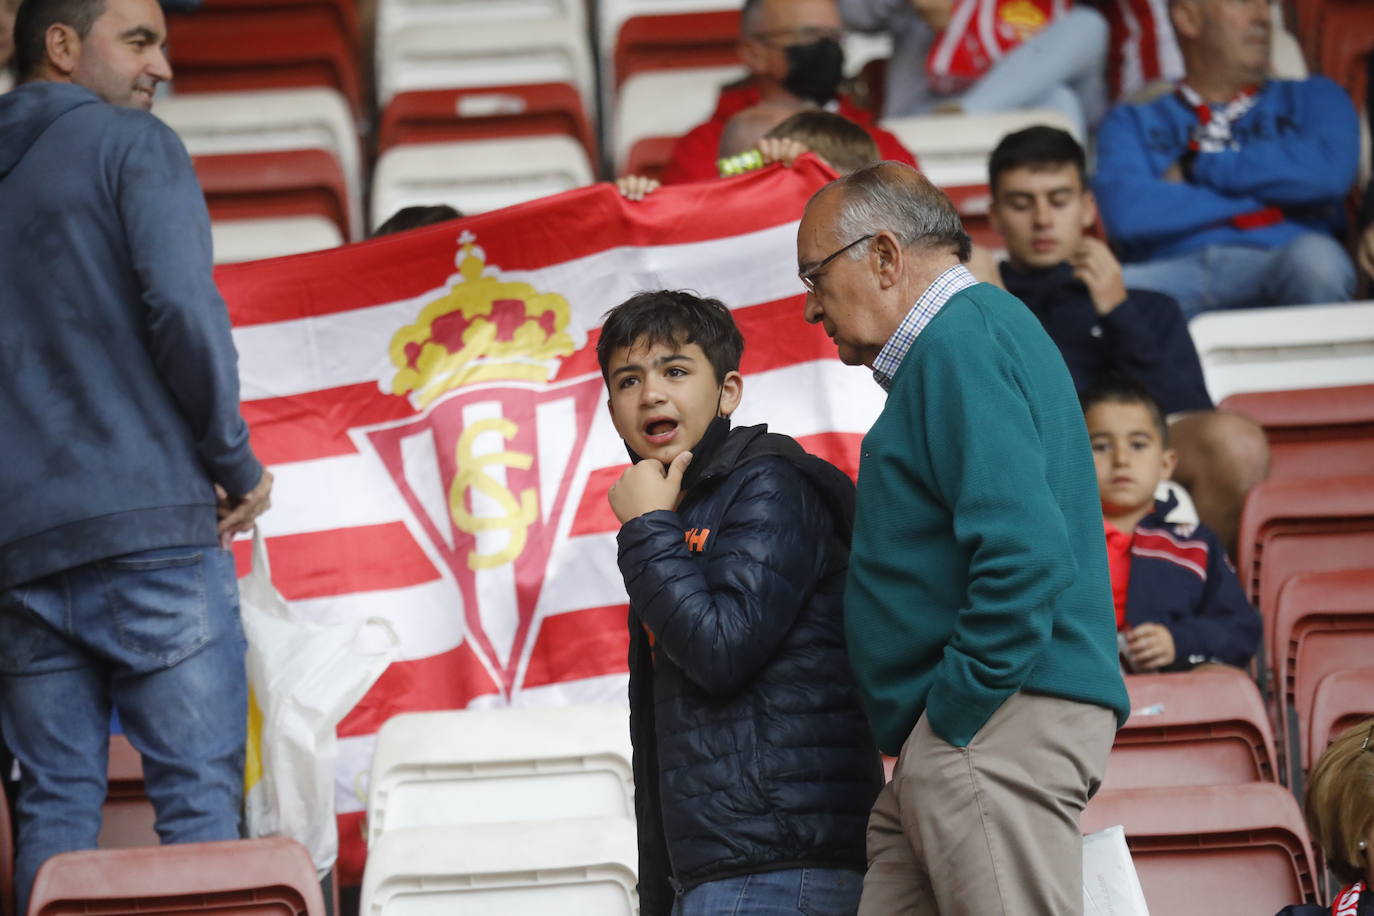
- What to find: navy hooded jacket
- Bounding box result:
[618,423,882,915]
[0,83,261,589]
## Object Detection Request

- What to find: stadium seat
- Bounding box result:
[193,0,358,49]
[1273,569,1374,781]
[1269,1,1309,80]
[376,83,598,164]
[359,818,638,916]
[376,19,594,113]
[97,736,157,850]
[1308,0,1372,108]
[375,0,584,63]
[941,183,1002,250]
[614,65,746,173]
[1236,476,1374,671]
[879,109,1081,188]
[612,9,741,88]
[1308,670,1374,768]
[1081,783,1321,912]
[1219,383,1374,481]
[193,149,351,243]
[165,7,364,120]
[212,216,345,263]
[154,89,362,240]
[369,136,595,229]
[365,704,632,847]
[1187,302,1374,403]
[26,836,325,916]
[1102,668,1279,790]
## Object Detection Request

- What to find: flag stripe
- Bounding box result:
[231,522,438,600]
[522,604,631,689]
[336,639,500,738]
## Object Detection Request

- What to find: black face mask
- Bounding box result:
[783,36,845,106]
[623,415,732,494]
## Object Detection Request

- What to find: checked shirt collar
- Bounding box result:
[871,263,977,391]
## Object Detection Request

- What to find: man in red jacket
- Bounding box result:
[661,0,916,184]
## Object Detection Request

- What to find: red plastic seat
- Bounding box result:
[27,837,324,916]
[1308,670,1374,766]
[1236,475,1374,683]
[940,183,1004,250]
[614,11,742,88]
[1102,668,1279,790]
[1315,2,1373,110]
[166,8,365,120]
[1081,783,1321,912]
[1273,569,1374,781]
[195,0,359,50]
[97,736,157,851]
[1221,384,1374,481]
[192,149,351,242]
[377,83,597,164]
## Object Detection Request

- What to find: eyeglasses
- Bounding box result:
[799,234,874,292]
[747,26,845,47]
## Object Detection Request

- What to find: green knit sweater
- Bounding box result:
[847,282,1130,753]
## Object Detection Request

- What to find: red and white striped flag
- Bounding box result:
[215,157,886,885]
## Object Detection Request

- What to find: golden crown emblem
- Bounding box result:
[389,234,577,408]
[1000,0,1048,37]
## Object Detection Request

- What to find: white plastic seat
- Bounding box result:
[376,0,585,60]
[155,88,363,240]
[211,216,344,264]
[614,65,746,171]
[879,108,1080,188]
[377,18,594,111]
[366,704,632,848]
[370,135,595,228]
[1188,302,1374,403]
[360,818,638,916]
[1269,3,1307,81]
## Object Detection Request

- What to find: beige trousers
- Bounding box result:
[858,691,1116,916]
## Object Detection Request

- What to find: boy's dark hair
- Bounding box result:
[988,125,1087,195]
[1080,374,1169,445]
[596,290,744,385]
[766,110,880,175]
[371,204,462,238]
[13,0,105,81]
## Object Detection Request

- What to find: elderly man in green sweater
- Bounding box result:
[797,161,1130,915]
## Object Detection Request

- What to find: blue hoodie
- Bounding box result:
[0,82,261,590]
[1093,76,1359,264]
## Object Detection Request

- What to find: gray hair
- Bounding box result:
[830,162,972,262]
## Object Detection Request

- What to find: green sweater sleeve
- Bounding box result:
[909,317,1080,747]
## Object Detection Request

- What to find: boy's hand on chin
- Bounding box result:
[610,451,693,523]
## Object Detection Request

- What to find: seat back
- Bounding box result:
[27,837,325,915]
[1103,668,1279,790]
[1220,383,1374,481]
[360,818,638,916]
[194,149,352,242]
[1308,672,1374,767]
[366,705,632,848]
[1081,784,1320,912]
[97,736,158,850]
[1273,569,1374,778]
[879,109,1080,188]
[613,65,746,173]
[211,217,345,263]
[1188,302,1374,403]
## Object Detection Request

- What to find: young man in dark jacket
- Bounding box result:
[597,290,882,916]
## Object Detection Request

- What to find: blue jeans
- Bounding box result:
[674,868,863,916]
[1122,233,1357,321]
[0,546,247,912]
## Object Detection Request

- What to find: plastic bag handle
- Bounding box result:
[251,525,272,580]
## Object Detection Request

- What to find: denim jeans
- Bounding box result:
[0,546,247,912]
[674,867,864,916]
[1121,233,1357,321]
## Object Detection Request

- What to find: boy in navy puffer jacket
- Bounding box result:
[597,290,882,916]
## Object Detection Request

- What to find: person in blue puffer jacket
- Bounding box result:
[596,290,883,916]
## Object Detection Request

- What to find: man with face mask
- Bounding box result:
[660,0,916,185]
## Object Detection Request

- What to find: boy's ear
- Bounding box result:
[718,370,743,418]
[1160,447,1179,482]
[1081,189,1099,232]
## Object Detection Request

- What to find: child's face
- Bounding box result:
[605,338,742,466]
[1086,401,1177,516]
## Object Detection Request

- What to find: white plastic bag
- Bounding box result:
[1083,824,1151,916]
[241,528,399,873]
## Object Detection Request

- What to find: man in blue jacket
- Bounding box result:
[1093,0,1358,318]
[0,0,271,907]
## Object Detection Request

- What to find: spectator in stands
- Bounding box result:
[370,203,461,238]
[1083,377,1260,672]
[1093,0,1359,319]
[661,0,916,185]
[0,0,271,910]
[0,0,18,92]
[798,162,1128,913]
[1277,719,1374,916]
[985,125,1269,557]
[598,291,882,916]
[839,0,1111,138]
